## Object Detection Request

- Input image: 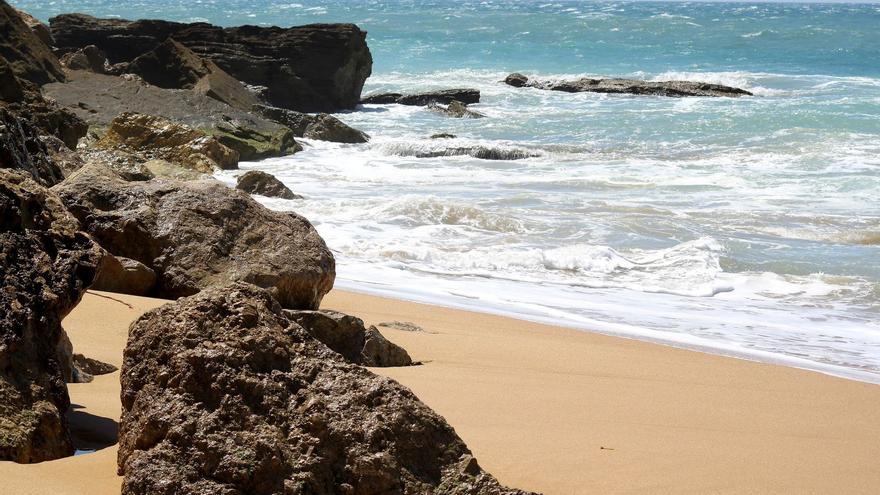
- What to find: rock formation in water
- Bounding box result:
[429,100,486,119]
[503,72,753,97]
[0,169,102,463]
[118,283,535,495]
[253,105,369,143]
[54,163,335,309]
[236,170,301,200]
[361,88,481,106]
[49,14,373,112]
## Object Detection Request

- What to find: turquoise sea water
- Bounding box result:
[19,1,880,381]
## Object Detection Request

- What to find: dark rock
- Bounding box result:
[59,45,108,73]
[0,108,65,186]
[504,73,753,97]
[43,71,299,160]
[50,14,373,112]
[361,88,481,106]
[0,55,25,102]
[0,169,102,463]
[97,112,239,172]
[0,2,65,85]
[73,354,118,376]
[54,163,335,309]
[252,104,369,143]
[284,310,412,367]
[236,170,300,200]
[91,253,157,296]
[126,38,259,111]
[14,7,54,48]
[391,144,539,161]
[430,133,457,139]
[118,283,535,495]
[429,100,486,119]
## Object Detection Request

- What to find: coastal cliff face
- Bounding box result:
[49,14,373,112]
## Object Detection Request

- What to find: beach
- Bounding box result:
[3,289,879,495]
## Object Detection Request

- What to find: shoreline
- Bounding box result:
[4,288,880,494]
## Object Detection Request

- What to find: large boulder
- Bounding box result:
[236,170,300,200]
[361,89,481,106]
[0,108,65,186]
[0,169,102,463]
[253,105,369,143]
[503,72,753,97]
[54,163,335,309]
[285,310,413,367]
[97,112,239,172]
[126,38,259,111]
[0,1,65,85]
[118,283,534,495]
[43,71,299,160]
[50,14,372,112]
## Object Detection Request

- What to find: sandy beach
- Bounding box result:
[2,289,879,494]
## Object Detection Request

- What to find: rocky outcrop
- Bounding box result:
[253,105,369,143]
[503,72,753,97]
[285,310,413,367]
[59,45,108,73]
[98,112,239,172]
[14,7,54,48]
[91,253,157,296]
[361,89,481,106]
[125,38,259,111]
[429,100,486,119]
[236,170,300,199]
[54,163,335,309]
[118,283,534,495]
[0,108,66,186]
[50,14,373,112]
[43,71,299,160]
[0,169,102,463]
[0,1,65,85]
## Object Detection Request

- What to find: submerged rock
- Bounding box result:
[0,169,102,463]
[504,72,753,97]
[429,100,486,119]
[50,14,373,112]
[361,88,481,106]
[118,283,535,495]
[236,170,301,200]
[54,163,335,309]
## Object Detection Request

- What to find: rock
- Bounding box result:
[126,38,259,111]
[59,45,108,73]
[54,163,335,309]
[50,14,372,112]
[361,88,481,106]
[0,108,65,186]
[429,100,486,119]
[378,321,426,332]
[0,169,102,463]
[98,112,239,172]
[91,253,157,296]
[118,283,535,495]
[43,70,299,160]
[284,310,412,367]
[0,2,65,85]
[417,146,538,160]
[504,72,753,97]
[430,133,457,139]
[14,7,54,48]
[253,104,368,143]
[0,54,25,102]
[73,354,118,376]
[236,170,300,200]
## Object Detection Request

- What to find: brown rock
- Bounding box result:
[91,253,157,296]
[236,170,300,199]
[59,45,108,73]
[14,7,54,48]
[503,72,753,97]
[0,1,65,85]
[118,283,535,495]
[303,114,370,143]
[0,169,102,463]
[54,163,335,309]
[0,108,65,186]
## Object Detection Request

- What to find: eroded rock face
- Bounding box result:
[284,310,412,367]
[54,163,335,309]
[0,169,102,463]
[118,283,534,495]
[50,14,373,112]
[503,72,753,97]
[236,170,300,200]
[0,1,65,85]
[0,108,65,186]
[361,89,481,106]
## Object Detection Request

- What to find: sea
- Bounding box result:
[18,0,880,383]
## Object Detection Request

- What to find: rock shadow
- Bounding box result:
[67,404,118,452]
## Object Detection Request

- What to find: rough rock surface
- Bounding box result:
[118,283,534,495]
[236,170,300,200]
[91,253,157,296]
[0,169,102,463]
[98,112,239,172]
[54,163,335,309]
[429,100,486,119]
[14,7,54,48]
[285,310,413,367]
[361,89,481,106]
[0,108,65,186]
[253,105,368,143]
[59,45,108,73]
[50,14,373,112]
[126,38,259,111]
[503,72,753,97]
[43,71,298,160]
[0,1,65,85]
